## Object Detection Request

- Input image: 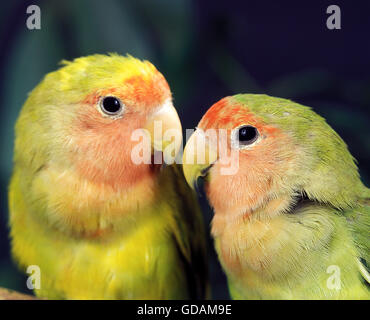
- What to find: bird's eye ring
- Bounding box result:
[232,125,259,149]
[99,96,124,118]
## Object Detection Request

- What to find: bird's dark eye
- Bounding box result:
[100,96,123,116]
[237,125,259,146]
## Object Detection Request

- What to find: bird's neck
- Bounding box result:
[29,163,160,239]
[211,194,293,237]
[210,194,297,278]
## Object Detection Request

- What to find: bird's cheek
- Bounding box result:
[205,157,271,215]
[71,114,154,188]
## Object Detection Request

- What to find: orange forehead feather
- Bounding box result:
[82,71,170,111]
[199,97,280,137]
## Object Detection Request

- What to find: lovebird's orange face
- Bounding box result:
[56,56,182,190]
[183,96,297,220]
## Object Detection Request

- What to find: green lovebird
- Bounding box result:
[183,94,369,299]
[9,54,208,299]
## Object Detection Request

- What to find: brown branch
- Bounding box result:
[0,287,39,300]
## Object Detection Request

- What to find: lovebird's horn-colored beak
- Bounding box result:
[145,99,182,163]
[182,129,218,190]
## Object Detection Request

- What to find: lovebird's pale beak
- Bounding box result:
[145,100,182,163]
[182,129,218,190]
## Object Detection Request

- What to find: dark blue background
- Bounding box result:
[0,0,369,299]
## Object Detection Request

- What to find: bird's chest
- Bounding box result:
[29,215,185,299]
[214,228,296,299]
[214,217,284,275]
[213,216,309,299]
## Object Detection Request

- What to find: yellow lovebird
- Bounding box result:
[9,54,208,299]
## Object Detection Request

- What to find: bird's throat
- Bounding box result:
[29,164,159,239]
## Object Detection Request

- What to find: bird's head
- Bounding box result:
[183,94,362,220]
[17,54,182,190]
